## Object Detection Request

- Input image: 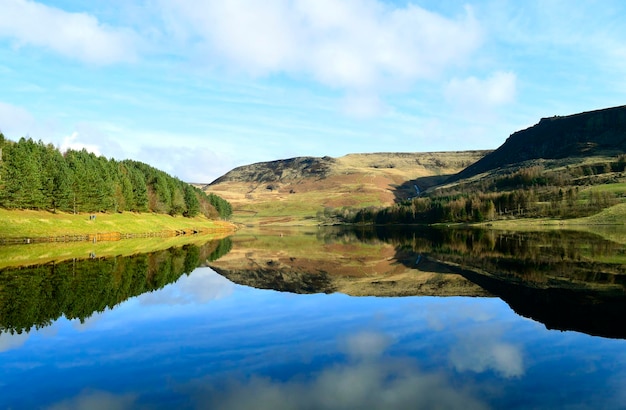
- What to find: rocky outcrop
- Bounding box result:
[209,156,335,185]
[452,105,626,181]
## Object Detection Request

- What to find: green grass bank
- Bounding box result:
[0,209,235,242]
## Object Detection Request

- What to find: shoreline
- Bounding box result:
[0,226,234,245]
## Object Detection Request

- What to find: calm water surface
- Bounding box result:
[1,228,625,409]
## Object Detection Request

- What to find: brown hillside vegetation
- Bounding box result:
[208,227,491,297]
[205,151,489,225]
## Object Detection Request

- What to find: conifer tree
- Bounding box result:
[0,138,44,209]
[183,185,201,217]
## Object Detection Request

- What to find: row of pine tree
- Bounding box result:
[0,135,231,219]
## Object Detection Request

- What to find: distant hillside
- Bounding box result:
[452,105,626,181]
[205,151,489,225]
[353,105,626,226]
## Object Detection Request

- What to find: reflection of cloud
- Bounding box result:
[184,360,488,410]
[180,330,488,410]
[341,331,391,360]
[424,299,495,331]
[0,331,30,352]
[70,311,105,332]
[138,268,234,306]
[47,389,136,410]
[449,330,524,379]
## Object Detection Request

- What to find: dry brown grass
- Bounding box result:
[206,151,488,225]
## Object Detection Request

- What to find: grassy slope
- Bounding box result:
[0,209,235,239]
[207,151,487,225]
[479,200,626,249]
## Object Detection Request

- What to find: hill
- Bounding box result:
[452,105,626,181]
[354,105,626,225]
[205,105,626,226]
[205,151,489,225]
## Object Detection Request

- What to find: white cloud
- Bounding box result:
[137,144,240,183]
[60,132,102,156]
[157,0,483,92]
[0,0,139,64]
[341,93,387,119]
[444,71,517,110]
[0,101,36,137]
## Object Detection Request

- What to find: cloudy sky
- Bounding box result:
[1,0,625,182]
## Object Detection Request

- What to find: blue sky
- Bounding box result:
[1,0,625,183]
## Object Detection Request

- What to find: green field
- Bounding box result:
[0,209,235,240]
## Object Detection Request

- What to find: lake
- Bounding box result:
[1,226,625,409]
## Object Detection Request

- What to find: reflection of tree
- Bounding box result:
[365,226,626,339]
[313,226,626,338]
[207,237,233,262]
[0,238,232,334]
[366,226,626,285]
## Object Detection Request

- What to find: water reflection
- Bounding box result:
[0,237,232,334]
[180,334,491,410]
[1,227,626,408]
[209,226,626,339]
[1,267,625,409]
[449,327,524,378]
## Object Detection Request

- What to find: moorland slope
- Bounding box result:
[205,151,489,224]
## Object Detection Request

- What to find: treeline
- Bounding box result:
[0,135,231,219]
[352,187,617,225]
[0,238,232,334]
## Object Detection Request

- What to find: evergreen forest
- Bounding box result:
[0,135,231,219]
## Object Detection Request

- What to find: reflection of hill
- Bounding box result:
[449,265,626,339]
[0,238,232,334]
[383,227,626,339]
[208,228,490,297]
[210,226,626,339]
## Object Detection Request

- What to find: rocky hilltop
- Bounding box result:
[453,105,626,181]
[211,156,336,184]
[209,152,488,185]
